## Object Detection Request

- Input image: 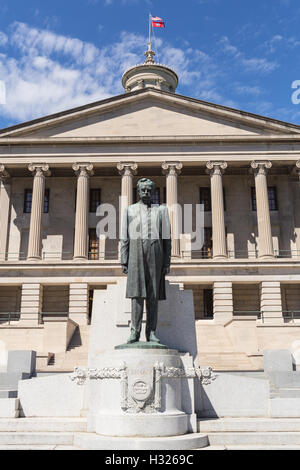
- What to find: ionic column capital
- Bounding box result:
[251,160,272,175]
[72,163,94,177]
[117,162,138,177]
[28,163,51,177]
[162,161,183,176]
[0,164,10,180]
[206,161,227,176]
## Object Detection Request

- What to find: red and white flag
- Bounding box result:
[151,16,165,28]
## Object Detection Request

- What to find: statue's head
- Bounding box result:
[137,178,155,205]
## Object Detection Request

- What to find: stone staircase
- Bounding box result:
[198,352,261,371]
[41,325,90,372]
[198,418,300,449]
[0,417,86,449]
[0,417,209,450]
[2,416,300,449]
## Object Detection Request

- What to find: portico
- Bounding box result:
[0,58,300,369]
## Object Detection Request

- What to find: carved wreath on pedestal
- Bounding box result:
[70,362,217,414]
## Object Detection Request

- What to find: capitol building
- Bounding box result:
[1,45,300,372]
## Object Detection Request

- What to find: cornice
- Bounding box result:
[1,134,300,146]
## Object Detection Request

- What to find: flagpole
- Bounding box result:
[148,13,152,49]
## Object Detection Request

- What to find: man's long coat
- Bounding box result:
[121,202,171,300]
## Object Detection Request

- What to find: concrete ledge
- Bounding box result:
[0,432,74,445]
[0,417,87,432]
[0,398,19,418]
[18,373,85,417]
[270,398,300,417]
[198,418,300,432]
[208,431,300,446]
[199,373,269,417]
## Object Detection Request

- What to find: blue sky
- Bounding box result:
[0,0,300,129]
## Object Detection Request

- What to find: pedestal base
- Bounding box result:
[87,348,197,437]
[74,432,209,450]
[95,412,188,437]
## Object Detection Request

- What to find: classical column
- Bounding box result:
[27,164,50,261]
[72,163,93,260]
[206,161,227,260]
[117,162,138,228]
[162,161,182,257]
[251,161,274,259]
[0,165,11,261]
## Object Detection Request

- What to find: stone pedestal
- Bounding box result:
[87,348,191,437]
[72,345,211,449]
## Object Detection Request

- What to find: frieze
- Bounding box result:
[70,362,217,413]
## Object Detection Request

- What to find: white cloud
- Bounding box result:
[219,36,241,58]
[0,22,222,123]
[236,85,262,96]
[0,32,8,46]
[219,36,278,74]
[0,21,280,126]
[242,57,278,73]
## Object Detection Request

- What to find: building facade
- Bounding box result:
[1,48,300,371]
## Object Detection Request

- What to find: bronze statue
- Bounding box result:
[121,178,171,344]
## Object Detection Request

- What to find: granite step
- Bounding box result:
[200,445,300,450]
[0,432,74,445]
[0,445,81,450]
[198,418,300,433]
[207,432,300,446]
[0,417,87,432]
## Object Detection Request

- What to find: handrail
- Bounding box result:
[0,311,73,325]
[233,310,261,318]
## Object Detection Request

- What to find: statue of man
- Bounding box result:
[121,178,171,344]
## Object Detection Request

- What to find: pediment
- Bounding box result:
[1,89,299,138]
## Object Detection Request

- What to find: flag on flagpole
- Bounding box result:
[151,16,165,28]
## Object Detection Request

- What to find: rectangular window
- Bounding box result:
[268,187,278,211]
[133,188,137,204]
[88,228,99,260]
[203,289,213,318]
[152,188,160,205]
[89,188,101,213]
[251,186,278,211]
[24,189,32,213]
[23,189,50,213]
[44,189,50,213]
[202,227,212,258]
[199,187,211,211]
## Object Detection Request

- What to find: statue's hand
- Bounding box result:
[122,265,128,275]
[163,266,170,275]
